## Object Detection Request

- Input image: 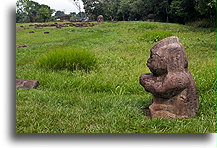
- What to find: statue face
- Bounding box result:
[147,49,167,76]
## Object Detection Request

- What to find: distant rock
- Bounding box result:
[17,44,28,48]
[97,15,104,23]
[16,79,39,89]
[29,31,35,33]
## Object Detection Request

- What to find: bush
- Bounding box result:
[139,30,173,42]
[36,48,97,71]
[187,19,216,28]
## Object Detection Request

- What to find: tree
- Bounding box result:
[82,0,104,20]
[118,0,132,21]
[152,0,170,22]
[55,11,65,17]
[16,0,55,23]
[16,0,30,22]
[36,4,55,22]
[168,0,197,24]
[69,12,77,20]
[72,0,82,14]
[81,0,215,27]
[195,0,216,24]
[25,1,41,22]
[102,0,121,21]
[55,10,65,19]
[129,0,149,21]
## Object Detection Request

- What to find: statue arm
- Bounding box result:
[141,72,189,98]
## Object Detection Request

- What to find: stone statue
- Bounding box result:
[140,36,199,119]
[97,15,104,23]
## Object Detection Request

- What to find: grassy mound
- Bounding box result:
[139,30,173,42]
[37,48,97,71]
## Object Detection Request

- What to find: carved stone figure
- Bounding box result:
[140,36,199,119]
[16,79,39,89]
[97,15,104,23]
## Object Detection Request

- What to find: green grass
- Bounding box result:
[16,21,216,133]
[138,30,173,42]
[36,48,97,71]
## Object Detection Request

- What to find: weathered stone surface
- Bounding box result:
[16,79,39,89]
[140,36,199,119]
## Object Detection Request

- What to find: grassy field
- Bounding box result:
[16,21,216,133]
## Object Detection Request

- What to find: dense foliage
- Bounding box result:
[82,0,216,26]
[16,0,55,22]
[16,0,216,27]
[16,0,86,22]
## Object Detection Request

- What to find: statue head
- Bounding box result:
[147,36,188,76]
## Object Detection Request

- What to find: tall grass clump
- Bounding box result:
[136,23,158,30]
[37,48,97,71]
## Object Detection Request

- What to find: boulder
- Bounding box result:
[16,79,39,89]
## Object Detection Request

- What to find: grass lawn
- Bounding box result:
[16,21,216,133]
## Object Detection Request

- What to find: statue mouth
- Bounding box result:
[146,61,152,69]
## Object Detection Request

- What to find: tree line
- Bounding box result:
[82,0,216,27]
[16,0,55,23]
[16,0,216,27]
[16,0,83,23]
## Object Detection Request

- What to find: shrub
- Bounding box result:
[139,30,173,42]
[187,19,216,28]
[36,48,97,71]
